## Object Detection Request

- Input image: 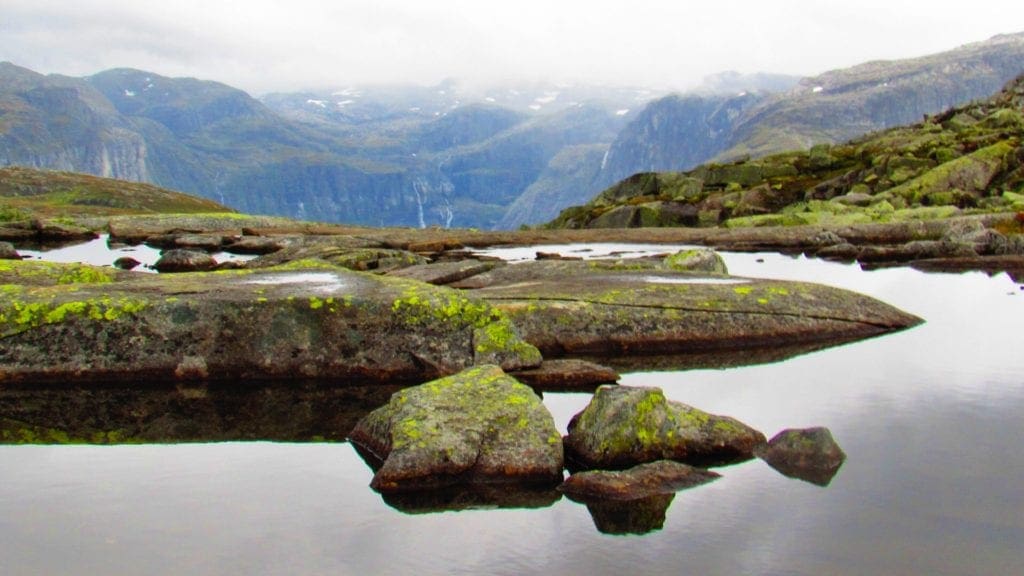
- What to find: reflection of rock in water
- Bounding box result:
[0,381,402,443]
[756,427,847,487]
[577,493,676,535]
[378,482,562,515]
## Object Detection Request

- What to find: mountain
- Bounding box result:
[547,73,1024,230]
[3,32,1024,231]
[0,63,651,229]
[594,33,1024,197]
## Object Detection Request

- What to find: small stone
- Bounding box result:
[154,249,217,273]
[0,241,21,260]
[756,427,847,486]
[113,256,141,270]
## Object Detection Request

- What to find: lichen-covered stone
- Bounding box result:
[478,267,923,358]
[756,427,846,486]
[0,261,541,383]
[348,365,564,492]
[662,248,728,274]
[563,385,766,469]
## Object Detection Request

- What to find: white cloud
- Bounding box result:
[1,0,1023,94]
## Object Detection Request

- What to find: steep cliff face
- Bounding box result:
[596,33,1024,195]
[596,92,767,189]
[0,63,150,182]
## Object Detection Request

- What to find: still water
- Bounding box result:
[1,247,1022,575]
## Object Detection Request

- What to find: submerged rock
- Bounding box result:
[0,261,541,383]
[559,460,720,501]
[154,249,217,273]
[564,385,766,469]
[348,365,564,492]
[756,427,847,486]
[576,493,676,535]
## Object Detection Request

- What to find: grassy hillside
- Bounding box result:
[0,166,235,221]
[547,75,1024,230]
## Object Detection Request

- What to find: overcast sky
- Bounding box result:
[3,0,1024,95]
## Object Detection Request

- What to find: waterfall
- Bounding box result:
[412,178,428,229]
[600,148,610,171]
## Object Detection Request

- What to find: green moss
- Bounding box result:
[0,260,114,286]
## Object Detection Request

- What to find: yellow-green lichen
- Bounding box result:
[1,294,149,338]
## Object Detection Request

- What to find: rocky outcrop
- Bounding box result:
[468,262,922,357]
[0,260,541,383]
[547,74,1024,263]
[348,365,563,492]
[756,427,847,486]
[559,460,720,500]
[564,385,766,469]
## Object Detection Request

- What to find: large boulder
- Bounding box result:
[564,385,766,469]
[348,365,564,492]
[756,427,847,486]
[0,261,541,383]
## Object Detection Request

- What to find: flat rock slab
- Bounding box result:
[349,365,564,492]
[509,359,619,391]
[559,460,720,501]
[0,261,541,383]
[386,259,502,286]
[470,263,922,356]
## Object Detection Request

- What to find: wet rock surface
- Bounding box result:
[564,385,766,469]
[348,365,564,492]
[756,427,847,486]
[559,460,720,500]
[509,359,619,391]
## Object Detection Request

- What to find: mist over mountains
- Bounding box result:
[1,32,1023,229]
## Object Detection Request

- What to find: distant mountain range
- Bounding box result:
[1,32,1023,229]
[595,33,1024,191]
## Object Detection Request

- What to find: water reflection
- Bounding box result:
[568,493,676,535]
[0,382,401,444]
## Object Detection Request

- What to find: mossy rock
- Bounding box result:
[0,261,541,383]
[476,267,922,359]
[564,385,766,468]
[662,249,728,274]
[348,365,564,492]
